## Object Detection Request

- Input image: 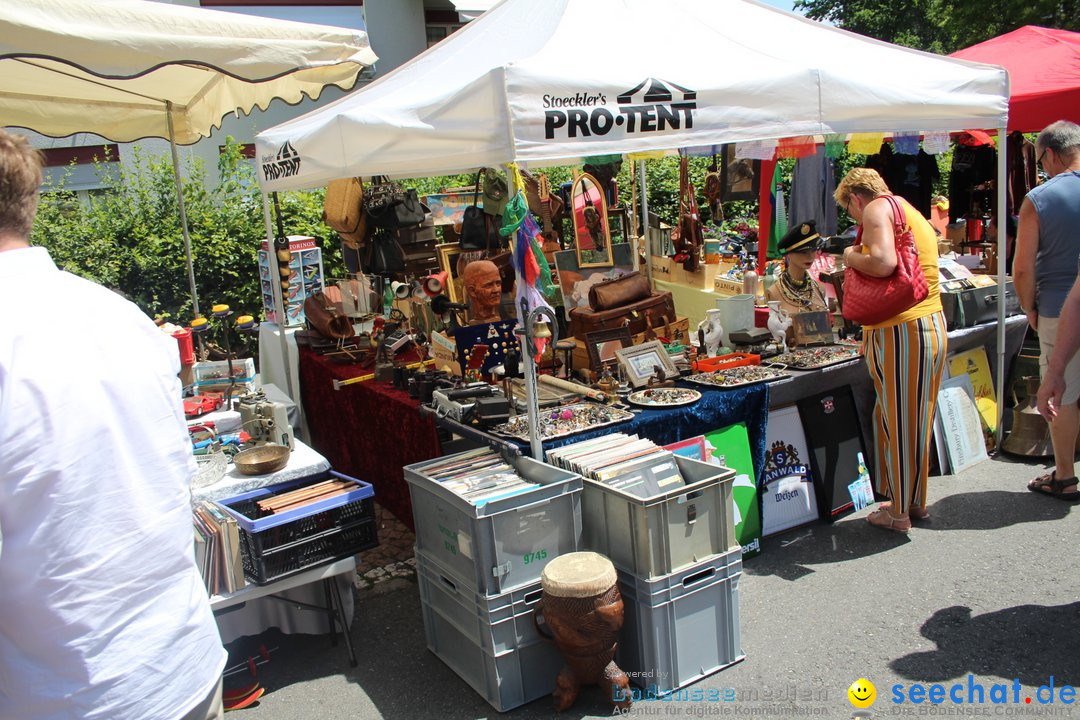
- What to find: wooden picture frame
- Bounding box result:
[436,244,464,304]
[571,172,614,268]
[584,327,633,372]
[720,144,761,203]
[792,311,833,347]
[616,340,679,389]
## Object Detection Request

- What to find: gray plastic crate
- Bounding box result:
[581,456,736,579]
[416,550,563,711]
[616,549,745,696]
[405,452,582,596]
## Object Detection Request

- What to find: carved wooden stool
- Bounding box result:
[535,552,631,711]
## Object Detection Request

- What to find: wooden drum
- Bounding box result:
[535,552,632,711]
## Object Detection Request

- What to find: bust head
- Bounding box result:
[462,259,502,324]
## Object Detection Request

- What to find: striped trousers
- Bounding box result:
[862,311,948,514]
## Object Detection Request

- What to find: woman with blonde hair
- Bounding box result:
[835,168,947,533]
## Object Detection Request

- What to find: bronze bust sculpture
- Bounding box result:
[462,259,502,325]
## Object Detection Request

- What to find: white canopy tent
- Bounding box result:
[255,0,1013,450]
[0,0,376,316]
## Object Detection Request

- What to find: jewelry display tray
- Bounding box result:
[492,402,635,442]
[768,347,862,371]
[683,367,791,389]
[626,389,702,408]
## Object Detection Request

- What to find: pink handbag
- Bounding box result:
[842,195,928,326]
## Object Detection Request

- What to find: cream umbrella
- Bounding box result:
[0,0,376,316]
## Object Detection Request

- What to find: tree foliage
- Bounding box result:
[794,0,1078,54]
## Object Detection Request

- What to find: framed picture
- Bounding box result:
[664,436,707,461]
[584,327,633,371]
[616,340,679,388]
[720,144,761,203]
[436,244,465,305]
[553,244,636,321]
[792,311,833,347]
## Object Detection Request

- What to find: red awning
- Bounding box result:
[950,26,1080,132]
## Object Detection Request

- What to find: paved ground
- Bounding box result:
[223,452,1080,719]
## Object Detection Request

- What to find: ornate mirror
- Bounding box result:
[571,172,613,268]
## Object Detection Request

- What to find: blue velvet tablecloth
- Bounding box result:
[515,381,770,488]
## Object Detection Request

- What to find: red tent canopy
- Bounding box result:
[950,26,1080,132]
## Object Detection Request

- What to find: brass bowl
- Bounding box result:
[232,444,291,476]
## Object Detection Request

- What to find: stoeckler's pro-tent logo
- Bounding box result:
[543,78,698,140]
[261,141,301,181]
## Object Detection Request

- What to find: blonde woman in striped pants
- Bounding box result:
[836,168,948,534]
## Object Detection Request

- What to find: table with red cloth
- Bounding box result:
[298,347,440,531]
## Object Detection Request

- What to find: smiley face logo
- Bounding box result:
[848,678,876,708]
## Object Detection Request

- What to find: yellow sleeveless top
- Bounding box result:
[860,197,942,330]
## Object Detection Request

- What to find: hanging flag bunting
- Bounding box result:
[504,161,555,360]
[735,139,778,161]
[847,132,885,154]
[921,131,950,154]
[893,131,921,155]
[776,136,816,159]
[824,134,847,158]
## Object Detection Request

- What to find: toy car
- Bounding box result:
[183,395,222,419]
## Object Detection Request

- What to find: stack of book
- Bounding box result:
[422,448,538,507]
[192,500,246,596]
[546,434,686,499]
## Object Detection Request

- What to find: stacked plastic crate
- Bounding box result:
[404,451,583,711]
[580,454,745,697]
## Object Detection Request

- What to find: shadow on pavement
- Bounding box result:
[920,489,1074,531]
[743,516,909,582]
[891,603,1080,687]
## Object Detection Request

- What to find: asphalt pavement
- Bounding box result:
[225,452,1080,720]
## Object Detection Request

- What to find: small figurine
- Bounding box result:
[695,308,724,358]
[767,301,793,353]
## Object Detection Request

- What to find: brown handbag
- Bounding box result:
[323,177,367,248]
[303,288,354,340]
[588,271,652,311]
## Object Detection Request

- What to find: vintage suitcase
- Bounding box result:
[940,278,1020,330]
[569,291,677,338]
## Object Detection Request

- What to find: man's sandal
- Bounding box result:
[1027,471,1080,501]
[867,507,911,534]
[879,501,930,521]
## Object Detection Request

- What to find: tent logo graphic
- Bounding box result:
[262,141,301,181]
[543,77,697,140]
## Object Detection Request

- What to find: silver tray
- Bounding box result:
[492,402,635,442]
[770,346,862,370]
[626,388,702,408]
[684,365,791,388]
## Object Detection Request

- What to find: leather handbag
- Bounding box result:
[304,288,354,340]
[588,271,652,311]
[459,171,490,250]
[673,156,704,273]
[365,227,407,274]
[323,177,367,248]
[842,194,929,326]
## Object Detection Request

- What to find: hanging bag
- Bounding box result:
[459,170,489,250]
[842,194,929,326]
[364,177,426,230]
[672,156,702,272]
[365,227,407,274]
[323,177,367,247]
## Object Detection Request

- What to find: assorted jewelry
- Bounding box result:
[777,270,826,310]
[772,345,861,370]
[685,365,790,388]
[493,402,634,441]
[627,387,702,408]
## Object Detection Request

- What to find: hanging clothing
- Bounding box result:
[948,138,997,222]
[787,145,837,236]
[1006,131,1037,216]
[866,144,939,219]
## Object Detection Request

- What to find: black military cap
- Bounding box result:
[779,221,821,254]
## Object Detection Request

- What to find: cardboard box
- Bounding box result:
[650,256,730,290]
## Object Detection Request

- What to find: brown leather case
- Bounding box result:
[304,288,354,340]
[588,271,652,311]
[569,291,676,338]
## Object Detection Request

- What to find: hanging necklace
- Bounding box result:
[778,269,823,309]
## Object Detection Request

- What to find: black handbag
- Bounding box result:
[459,171,489,250]
[365,227,406,274]
[365,178,426,230]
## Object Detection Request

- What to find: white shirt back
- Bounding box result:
[0,247,226,720]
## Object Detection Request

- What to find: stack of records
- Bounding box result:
[547,434,685,499]
[421,448,537,507]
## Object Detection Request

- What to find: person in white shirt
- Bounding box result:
[0,129,227,719]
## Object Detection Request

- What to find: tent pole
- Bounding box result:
[166,101,200,321]
[995,127,1008,447]
[639,160,652,289]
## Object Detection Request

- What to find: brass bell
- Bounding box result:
[532,320,553,340]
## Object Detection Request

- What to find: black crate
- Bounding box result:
[237,517,377,585]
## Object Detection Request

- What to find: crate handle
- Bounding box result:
[524,589,543,605]
[438,574,458,594]
[679,490,704,502]
[681,566,716,587]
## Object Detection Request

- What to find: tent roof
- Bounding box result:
[950,25,1080,132]
[0,0,377,144]
[256,0,1007,190]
